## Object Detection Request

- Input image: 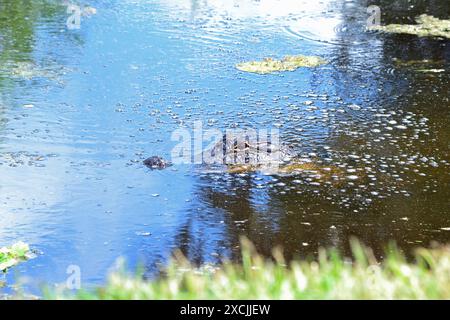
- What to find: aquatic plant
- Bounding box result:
[0,242,33,272]
[236,55,327,74]
[369,14,450,39]
[48,239,450,300]
[0,60,66,84]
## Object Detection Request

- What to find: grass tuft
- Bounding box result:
[46,238,450,300]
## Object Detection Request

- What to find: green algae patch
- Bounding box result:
[369,14,450,39]
[0,242,33,272]
[0,61,69,84]
[236,55,328,74]
[9,62,56,80]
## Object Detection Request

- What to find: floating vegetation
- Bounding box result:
[0,151,50,167]
[1,61,68,83]
[9,62,53,80]
[236,55,327,74]
[0,242,33,272]
[369,14,450,39]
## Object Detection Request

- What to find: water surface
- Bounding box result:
[0,0,449,292]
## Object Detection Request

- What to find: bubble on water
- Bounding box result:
[348,104,361,111]
[429,161,439,168]
[136,231,151,236]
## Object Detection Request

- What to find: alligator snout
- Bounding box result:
[143,156,172,169]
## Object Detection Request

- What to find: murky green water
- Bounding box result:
[0,0,449,293]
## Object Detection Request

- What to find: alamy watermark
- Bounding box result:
[367,5,381,28]
[64,2,97,30]
[66,4,81,30]
[66,264,81,289]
